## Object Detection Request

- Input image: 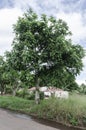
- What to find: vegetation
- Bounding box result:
[9,9,84,91]
[0,9,84,102]
[0,95,86,129]
[0,56,9,95]
[79,83,86,94]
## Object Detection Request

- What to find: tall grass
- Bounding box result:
[30,94,86,127]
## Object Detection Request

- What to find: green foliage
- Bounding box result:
[0,8,84,98]
[5,86,12,94]
[16,89,35,100]
[26,92,35,100]
[39,91,44,100]
[16,89,28,98]
[16,89,44,100]
[79,83,86,94]
[0,8,84,94]
[26,91,44,100]
[9,9,84,91]
[0,56,9,94]
[69,117,78,126]
[5,50,35,89]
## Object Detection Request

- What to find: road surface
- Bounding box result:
[0,109,81,130]
[0,108,59,130]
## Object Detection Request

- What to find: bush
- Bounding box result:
[5,86,12,94]
[16,89,35,100]
[25,91,44,100]
[16,89,44,100]
[16,89,28,98]
[40,91,44,100]
[25,92,35,100]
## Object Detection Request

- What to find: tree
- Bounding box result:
[6,68,21,96]
[79,83,86,94]
[0,56,9,95]
[6,9,85,103]
[5,51,35,94]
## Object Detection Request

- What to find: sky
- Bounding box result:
[0,0,86,85]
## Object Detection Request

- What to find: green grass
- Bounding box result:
[0,96,35,113]
[0,94,86,128]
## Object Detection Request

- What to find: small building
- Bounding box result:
[28,86,69,99]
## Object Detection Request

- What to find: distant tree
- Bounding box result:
[5,51,34,91]
[6,9,85,103]
[0,56,9,95]
[79,83,86,94]
[6,68,21,96]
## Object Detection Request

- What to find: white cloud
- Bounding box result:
[56,11,86,44]
[0,8,23,55]
[76,57,86,85]
[14,0,41,13]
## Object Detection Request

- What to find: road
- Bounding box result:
[0,109,81,130]
[0,109,59,130]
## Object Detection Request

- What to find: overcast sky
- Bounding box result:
[0,0,86,84]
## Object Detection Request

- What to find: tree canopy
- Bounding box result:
[5,9,85,91]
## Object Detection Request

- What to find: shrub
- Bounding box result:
[25,92,35,100]
[40,91,44,100]
[16,89,28,98]
[5,86,12,94]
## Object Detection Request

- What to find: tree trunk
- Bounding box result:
[1,91,3,96]
[12,89,16,96]
[12,85,18,96]
[35,78,40,104]
[35,90,40,104]
[1,83,4,96]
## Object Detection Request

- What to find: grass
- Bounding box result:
[0,94,86,129]
[0,96,35,113]
[30,94,86,127]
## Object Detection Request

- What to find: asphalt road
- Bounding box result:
[0,109,59,130]
[0,109,81,130]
